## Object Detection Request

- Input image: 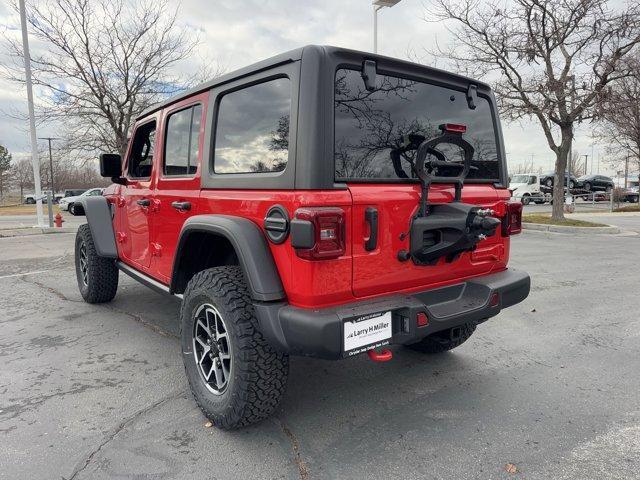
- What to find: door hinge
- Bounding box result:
[116,232,127,243]
[151,199,161,213]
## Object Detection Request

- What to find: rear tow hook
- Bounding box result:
[367,348,393,362]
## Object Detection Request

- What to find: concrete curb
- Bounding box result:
[523,222,620,234]
[0,226,77,238]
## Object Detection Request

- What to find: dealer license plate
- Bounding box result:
[343,311,392,356]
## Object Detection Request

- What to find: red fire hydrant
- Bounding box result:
[54,213,64,228]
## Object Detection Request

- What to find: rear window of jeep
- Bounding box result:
[334,69,500,182]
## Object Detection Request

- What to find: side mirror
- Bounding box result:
[99,153,127,185]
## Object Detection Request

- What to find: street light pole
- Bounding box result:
[373,6,381,53]
[39,137,58,194]
[19,0,45,227]
[583,154,588,176]
[372,0,402,54]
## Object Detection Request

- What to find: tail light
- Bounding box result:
[291,207,345,260]
[502,201,523,236]
[439,123,467,134]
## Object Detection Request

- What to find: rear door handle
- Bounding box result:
[364,207,378,251]
[171,201,191,211]
[137,198,150,207]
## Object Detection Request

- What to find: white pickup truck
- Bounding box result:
[23,190,64,204]
[509,174,550,205]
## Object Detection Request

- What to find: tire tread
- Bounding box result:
[75,224,118,304]
[180,266,288,429]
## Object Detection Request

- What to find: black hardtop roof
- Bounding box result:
[137,45,491,120]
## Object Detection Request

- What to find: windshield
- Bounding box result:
[334,69,500,181]
[511,174,534,184]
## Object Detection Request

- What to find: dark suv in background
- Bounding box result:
[577,174,614,192]
[539,171,582,189]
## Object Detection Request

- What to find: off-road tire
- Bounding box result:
[75,224,118,304]
[180,266,289,429]
[406,322,477,354]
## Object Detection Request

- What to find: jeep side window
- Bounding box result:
[164,105,202,176]
[214,77,290,174]
[127,121,156,179]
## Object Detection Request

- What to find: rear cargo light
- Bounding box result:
[292,207,345,260]
[502,201,523,236]
[439,123,467,134]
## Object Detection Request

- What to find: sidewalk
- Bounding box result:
[0,213,82,237]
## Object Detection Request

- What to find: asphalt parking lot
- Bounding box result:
[1,223,639,479]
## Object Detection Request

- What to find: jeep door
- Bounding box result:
[120,119,158,269]
[334,68,509,298]
[150,93,207,283]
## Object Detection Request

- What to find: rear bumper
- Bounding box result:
[255,269,530,360]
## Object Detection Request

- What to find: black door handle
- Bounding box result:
[137,198,150,207]
[171,201,191,211]
[364,207,378,251]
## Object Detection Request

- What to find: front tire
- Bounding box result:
[75,224,118,303]
[545,178,553,187]
[406,322,477,354]
[521,195,531,205]
[180,266,289,429]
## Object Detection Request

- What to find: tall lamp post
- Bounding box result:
[19,0,45,227]
[39,137,59,194]
[372,0,402,54]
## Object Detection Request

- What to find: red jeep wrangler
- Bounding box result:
[74,46,529,429]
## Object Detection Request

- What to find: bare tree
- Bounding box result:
[3,0,222,159]
[0,144,12,200]
[509,161,543,174]
[10,158,33,199]
[426,0,640,219]
[567,149,586,176]
[596,55,640,177]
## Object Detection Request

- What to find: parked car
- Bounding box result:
[23,190,64,204]
[59,188,103,212]
[73,45,530,430]
[577,174,614,192]
[539,171,582,189]
[618,187,639,203]
[508,174,548,204]
[63,189,87,198]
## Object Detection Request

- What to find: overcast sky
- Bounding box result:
[0,0,612,174]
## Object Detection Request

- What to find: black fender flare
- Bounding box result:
[170,215,286,302]
[77,196,118,258]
